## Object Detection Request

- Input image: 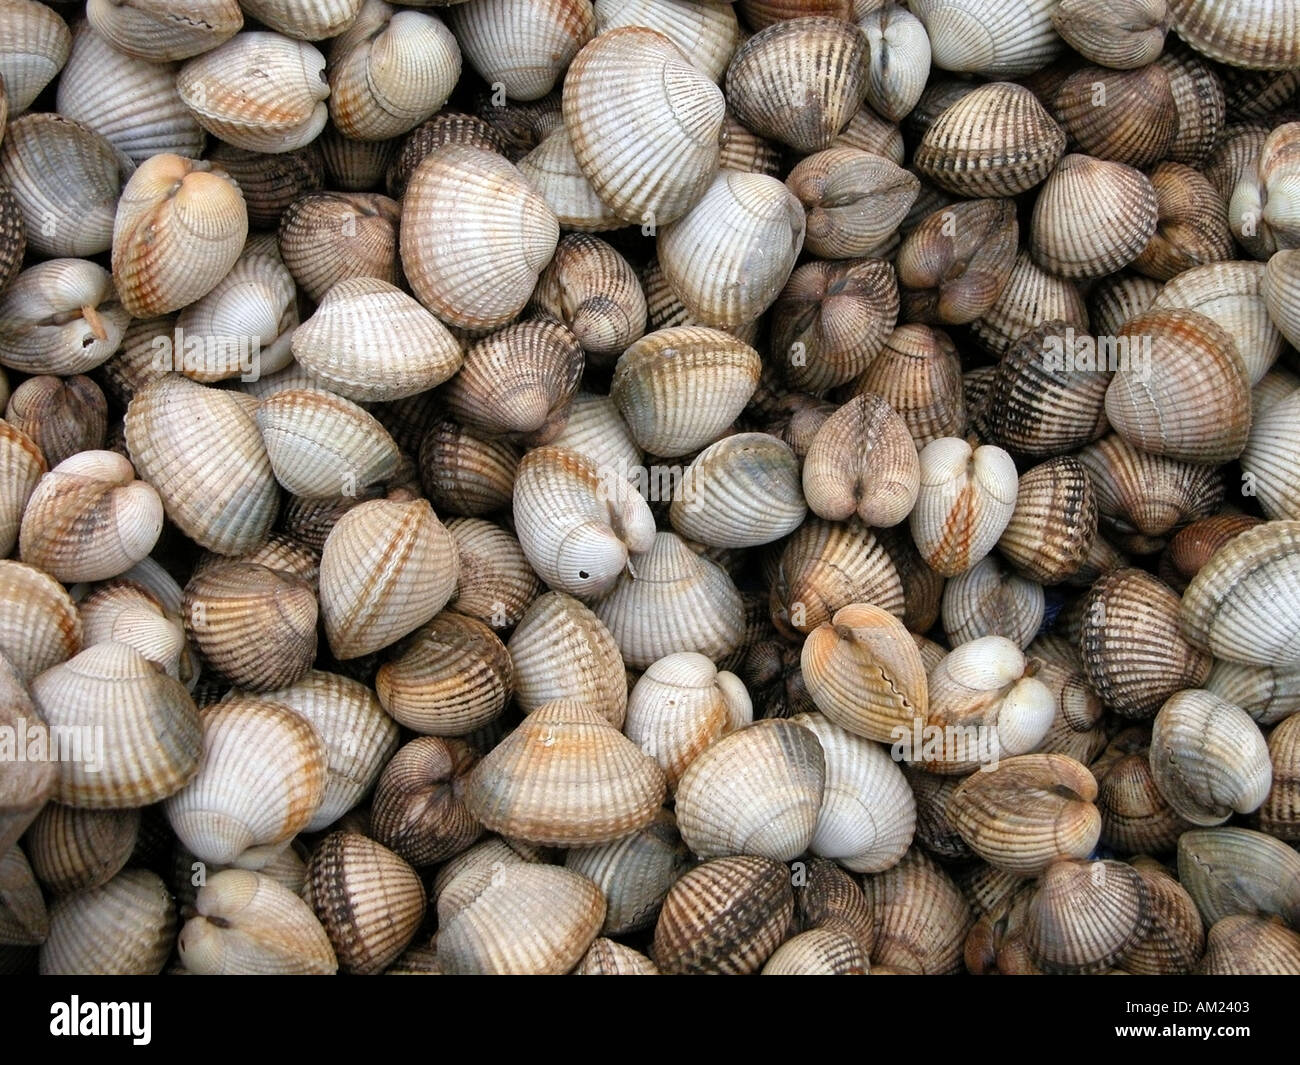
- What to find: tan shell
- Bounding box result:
[0,842,49,946]
[516,126,622,233]
[786,147,919,260]
[177,32,329,153]
[623,652,751,790]
[375,611,512,735]
[652,855,794,975]
[802,393,919,528]
[593,0,739,83]
[1051,0,1169,68]
[911,0,1062,76]
[1260,711,1300,841]
[1159,513,1263,593]
[278,191,401,303]
[998,456,1098,584]
[530,234,646,362]
[386,110,507,198]
[971,252,1088,360]
[1180,520,1300,667]
[0,113,131,259]
[1052,63,1176,169]
[370,736,482,867]
[0,0,72,110]
[1150,689,1271,826]
[770,257,899,392]
[418,419,519,518]
[861,850,973,974]
[853,323,966,448]
[1198,915,1300,975]
[940,554,1044,649]
[448,0,590,102]
[1094,727,1192,855]
[1104,309,1251,465]
[0,421,45,558]
[657,170,805,329]
[591,531,745,670]
[761,926,869,975]
[914,82,1066,197]
[0,259,128,377]
[897,198,1018,326]
[38,868,175,975]
[111,153,247,318]
[574,938,660,975]
[30,641,202,809]
[254,670,397,833]
[1264,248,1300,352]
[85,0,241,62]
[0,561,81,684]
[910,437,1018,578]
[1178,827,1300,928]
[1166,0,1300,69]
[0,657,55,853]
[725,17,867,154]
[125,376,278,556]
[437,861,604,975]
[949,754,1101,876]
[507,591,627,727]
[564,808,689,936]
[1206,660,1300,727]
[239,0,361,39]
[163,695,327,866]
[1241,390,1300,522]
[464,699,666,847]
[564,26,724,224]
[327,2,460,141]
[1023,859,1150,974]
[1136,160,1234,281]
[306,831,426,975]
[445,517,542,632]
[319,497,459,660]
[25,804,139,897]
[208,142,323,229]
[179,868,335,976]
[20,450,161,584]
[400,145,559,330]
[796,855,875,953]
[611,327,761,457]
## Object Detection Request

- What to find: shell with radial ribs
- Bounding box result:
[910,437,1018,578]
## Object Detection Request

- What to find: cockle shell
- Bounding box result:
[593,0,739,83]
[85,0,241,62]
[38,868,175,975]
[911,0,1063,77]
[448,0,591,102]
[1051,0,1169,69]
[910,437,1018,578]
[0,421,45,558]
[278,191,400,302]
[0,259,128,377]
[370,736,482,867]
[0,560,81,683]
[24,804,138,898]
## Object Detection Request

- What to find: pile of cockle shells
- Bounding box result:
[1,0,1300,978]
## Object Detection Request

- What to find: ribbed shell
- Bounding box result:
[897,198,1018,326]
[594,0,739,82]
[30,642,202,809]
[611,327,760,457]
[910,437,1018,578]
[854,324,966,447]
[370,736,482,867]
[278,191,400,303]
[998,456,1098,584]
[418,420,519,518]
[1104,309,1251,465]
[448,0,590,101]
[658,170,805,329]
[516,127,623,232]
[0,560,81,683]
[1260,712,1300,841]
[240,0,360,39]
[0,259,128,377]
[1051,63,1176,169]
[0,0,70,112]
[25,804,139,896]
[563,26,724,224]
[18,450,162,584]
[940,554,1044,649]
[574,938,660,975]
[57,20,204,164]
[949,754,1101,876]
[319,497,459,660]
[862,849,972,974]
[1180,520,1300,666]
[1051,0,1169,68]
[1123,858,1207,975]
[291,277,461,403]
[725,17,868,153]
[914,82,1066,197]
[437,862,604,975]
[590,531,745,669]
[446,517,542,631]
[564,808,688,935]
[1166,0,1300,69]
[256,670,398,833]
[111,153,248,318]
[787,147,918,260]
[463,699,666,846]
[164,696,326,866]
[793,712,915,873]
[306,832,426,975]
[180,868,336,976]
[0,421,42,558]
[912,0,1062,76]
[0,113,130,259]
[1138,160,1234,280]
[507,592,627,726]
[762,926,870,975]
[125,377,278,556]
[1198,916,1300,975]
[971,252,1088,360]
[652,855,794,975]
[387,110,507,198]
[1150,690,1271,826]
[1030,155,1158,279]
[38,869,175,975]
[1241,391,1300,522]
[0,843,48,946]
[1264,248,1300,350]
[176,32,330,153]
[771,257,899,392]
[85,0,241,62]
[530,234,646,361]
[1177,827,1300,928]
[1024,859,1150,975]
[400,145,559,330]
[327,3,460,141]
[1206,659,1300,727]
[670,433,806,548]
[375,612,513,735]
